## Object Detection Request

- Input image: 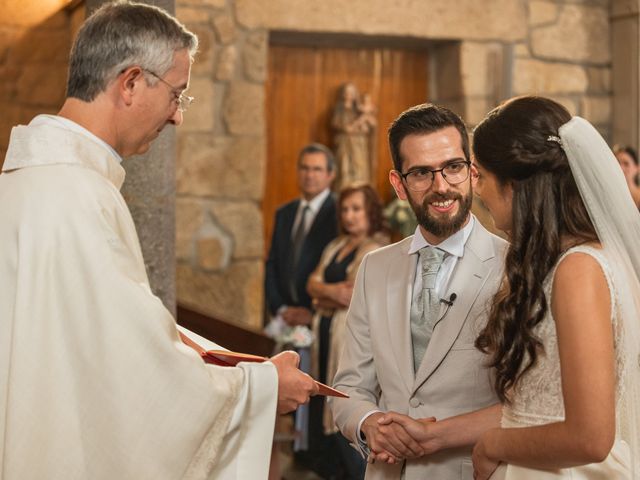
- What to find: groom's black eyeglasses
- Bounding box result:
[398,160,471,192]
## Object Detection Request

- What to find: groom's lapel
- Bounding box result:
[412,223,495,391]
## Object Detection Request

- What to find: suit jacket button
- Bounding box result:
[409,398,420,408]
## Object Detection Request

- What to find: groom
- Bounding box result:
[330,103,507,479]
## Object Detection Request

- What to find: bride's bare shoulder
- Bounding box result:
[552,249,610,316]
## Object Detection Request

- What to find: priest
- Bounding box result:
[0,2,317,479]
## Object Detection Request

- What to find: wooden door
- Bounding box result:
[264,43,429,253]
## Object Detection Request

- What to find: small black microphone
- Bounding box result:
[440,293,457,306]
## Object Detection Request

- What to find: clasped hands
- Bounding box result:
[362,411,441,464]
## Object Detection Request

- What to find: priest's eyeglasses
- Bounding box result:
[143,69,194,113]
[398,160,471,192]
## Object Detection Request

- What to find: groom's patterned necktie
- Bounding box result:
[410,246,446,372]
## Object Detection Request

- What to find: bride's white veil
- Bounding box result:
[559,116,640,475]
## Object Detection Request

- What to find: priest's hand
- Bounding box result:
[270,350,319,414]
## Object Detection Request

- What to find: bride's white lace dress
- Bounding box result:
[490,245,632,479]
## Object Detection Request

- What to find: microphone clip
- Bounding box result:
[440,293,457,307]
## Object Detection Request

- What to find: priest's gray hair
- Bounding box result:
[66,1,198,102]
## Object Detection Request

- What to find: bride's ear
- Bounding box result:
[470,164,479,188]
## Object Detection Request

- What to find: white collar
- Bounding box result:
[300,188,331,213]
[30,114,123,163]
[408,214,475,258]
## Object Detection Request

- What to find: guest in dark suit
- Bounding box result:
[265,143,339,472]
[265,143,339,326]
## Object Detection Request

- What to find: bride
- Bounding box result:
[468,96,640,478]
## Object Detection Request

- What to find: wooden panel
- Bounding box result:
[177,304,275,357]
[264,44,429,254]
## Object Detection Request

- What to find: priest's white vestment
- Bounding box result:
[0,119,278,480]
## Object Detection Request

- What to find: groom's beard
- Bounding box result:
[408,189,473,238]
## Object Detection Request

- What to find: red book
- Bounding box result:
[202,350,349,398]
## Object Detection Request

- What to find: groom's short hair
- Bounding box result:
[388,103,470,172]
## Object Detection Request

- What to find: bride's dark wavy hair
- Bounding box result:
[472,96,598,403]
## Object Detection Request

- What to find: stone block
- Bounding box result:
[176,6,211,24]
[182,77,215,132]
[196,237,225,270]
[215,45,237,81]
[179,0,226,8]
[176,260,265,328]
[461,42,503,97]
[8,30,70,63]
[587,67,611,93]
[513,59,588,95]
[234,0,526,42]
[209,200,263,258]
[223,82,264,135]
[202,0,228,7]
[176,134,265,200]
[177,134,227,196]
[243,30,267,83]
[529,1,558,26]
[17,65,67,106]
[548,96,578,116]
[465,97,494,126]
[189,25,215,75]
[176,197,205,261]
[514,42,530,58]
[531,4,609,63]
[212,13,236,44]
[581,95,611,125]
[227,136,266,199]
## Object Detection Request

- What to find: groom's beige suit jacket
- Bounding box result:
[331,219,507,480]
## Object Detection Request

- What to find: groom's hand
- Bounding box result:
[377,412,440,455]
[270,350,318,414]
[362,412,425,462]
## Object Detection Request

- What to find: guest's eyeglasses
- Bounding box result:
[143,69,194,113]
[398,160,471,192]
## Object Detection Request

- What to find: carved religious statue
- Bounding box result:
[331,82,377,189]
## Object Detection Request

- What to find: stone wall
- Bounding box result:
[175,0,268,326]
[0,1,84,165]
[174,0,613,329]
